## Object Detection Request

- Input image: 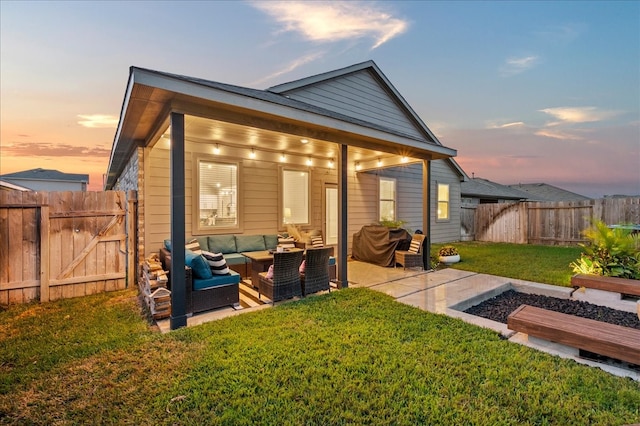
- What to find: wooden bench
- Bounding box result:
[571,274,640,297]
[507,304,640,366]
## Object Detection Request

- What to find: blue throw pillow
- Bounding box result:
[185,250,213,280]
[164,239,172,252]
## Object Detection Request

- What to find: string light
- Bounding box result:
[213,144,220,155]
[249,148,256,159]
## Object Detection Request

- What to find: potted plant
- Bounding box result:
[438,245,460,264]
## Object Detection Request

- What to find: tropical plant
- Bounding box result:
[570,219,640,279]
[438,245,459,257]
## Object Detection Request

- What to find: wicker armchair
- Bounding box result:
[258,250,304,303]
[394,234,426,270]
[301,247,333,296]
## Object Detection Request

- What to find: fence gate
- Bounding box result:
[0,190,136,305]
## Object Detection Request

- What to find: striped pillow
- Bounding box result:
[310,236,324,248]
[185,238,202,254]
[408,239,421,254]
[201,251,230,275]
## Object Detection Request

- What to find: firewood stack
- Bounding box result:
[140,254,171,319]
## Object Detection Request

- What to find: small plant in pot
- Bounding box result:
[438,245,460,265]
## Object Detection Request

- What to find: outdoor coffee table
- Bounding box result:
[241,248,304,287]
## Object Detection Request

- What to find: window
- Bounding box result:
[196,159,238,231]
[282,169,309,225]
[379,177,396,221]
[437,183,450,220]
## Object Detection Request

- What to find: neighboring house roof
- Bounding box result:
[0,179,31,191]
[506,183,591,201]
[1,168,89,184]
[461,178,529,201]
[107,61,458,188]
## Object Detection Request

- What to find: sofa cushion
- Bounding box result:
[195,236,209,252]
[193,270,240,291]
[185,250,213,280]
[264,234,279,250]
[223,253,248,266]
[235,234,266,252]
[164,239,172,252]
[208,235,237,254]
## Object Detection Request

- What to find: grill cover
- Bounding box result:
[352,225,412,267]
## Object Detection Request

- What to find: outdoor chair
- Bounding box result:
[300,246,333,296]
[394,234,426,270]
[258,250,304,303]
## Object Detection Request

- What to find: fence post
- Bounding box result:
[40,204,50,302]
[127,191,137,289]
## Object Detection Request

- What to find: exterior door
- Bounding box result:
[324,184,338,245]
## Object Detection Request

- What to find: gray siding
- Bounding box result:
[375,160,462,243]
[282,70,425,140]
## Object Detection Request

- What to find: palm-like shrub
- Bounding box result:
[570,219,640,279]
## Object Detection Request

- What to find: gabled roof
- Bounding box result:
[506,183,591,201]
[268,60,441,144]
[1,168,89,183]
[461,178,529,200]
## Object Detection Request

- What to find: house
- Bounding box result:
[0,168,89,192]
[104,60,458,328]
[461,177,529,205]
[506,183,591,201]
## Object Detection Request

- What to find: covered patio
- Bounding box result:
[106,61,457,330]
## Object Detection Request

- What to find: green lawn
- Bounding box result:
[431,241,582,286]
[1,286,639,425]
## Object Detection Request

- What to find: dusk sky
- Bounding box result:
[1,1,638,197]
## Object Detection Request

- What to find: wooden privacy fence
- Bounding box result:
[473,197,640,245]
[0,190,137,305]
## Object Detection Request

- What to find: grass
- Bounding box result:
[431,241,582,286]
[1,287,639,425]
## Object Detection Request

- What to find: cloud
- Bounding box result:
[500,55,539,76]
[251,1,408,49]
[77,114,119,128]
[1,142,111,158]
[252,51,326,86]
[539,106,620,125]
[487,121,526,129]
[534,129,583,141]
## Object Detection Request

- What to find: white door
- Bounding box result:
[324,185,338,245]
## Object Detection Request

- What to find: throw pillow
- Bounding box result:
[299,259,306,274]
[266,264,274,280]
[185,250,213,279]
[311,236,324,248]
[408,239,421,254]
[185,238,202,254]
[278,237,295,248]
[201,251,230,275]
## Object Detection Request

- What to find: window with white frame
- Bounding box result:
[196,159,238,231]
[379,177,396,221]
[282,169,309,225]
[437,183,450,220]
